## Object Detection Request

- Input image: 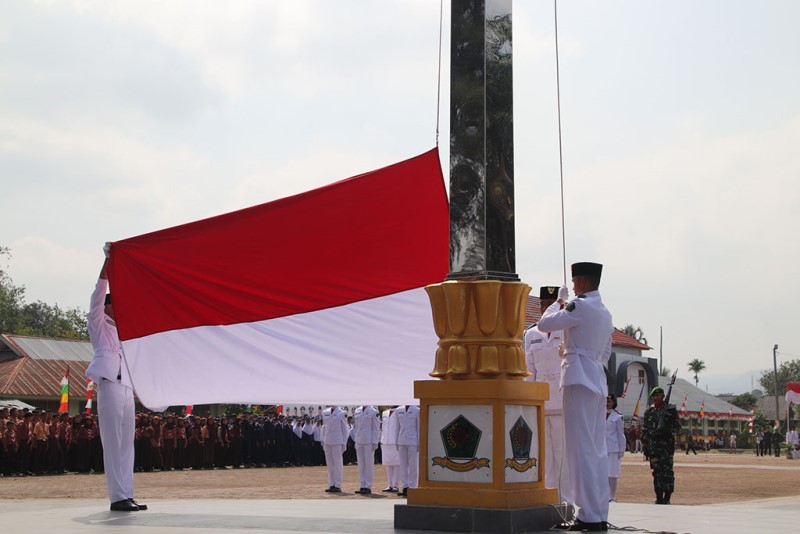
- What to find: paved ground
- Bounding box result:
[1,495,799,533]
[2,451,799,532]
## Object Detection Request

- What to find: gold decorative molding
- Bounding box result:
[425,280,531,380]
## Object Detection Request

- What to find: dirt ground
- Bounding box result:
[1,450,798,505]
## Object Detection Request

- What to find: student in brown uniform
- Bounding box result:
[2,420,17,477]
[161,415,177,470]
[31,411,49,475]
[17,412,33,476]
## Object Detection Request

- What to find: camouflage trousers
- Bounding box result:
[648,451,675,493]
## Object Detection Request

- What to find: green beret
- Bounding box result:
[650,386,664,396]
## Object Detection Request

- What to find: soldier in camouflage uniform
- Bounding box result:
[641,386,681,505]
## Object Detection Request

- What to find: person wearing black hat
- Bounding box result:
[605,394,625,502]
[538,262,613,532]
[86,245,147,512]
[524,286,572,506]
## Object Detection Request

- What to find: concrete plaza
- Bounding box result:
[1,495,797,533]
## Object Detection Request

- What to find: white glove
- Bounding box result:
[558,286,569,301]
[103,242,112,258]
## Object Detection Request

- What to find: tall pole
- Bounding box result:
[659,326,663,374]
[773,344,780,431]
[396,2,562,530]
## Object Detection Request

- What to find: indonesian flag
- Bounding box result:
[620,376,632,399]
[786,382,800,405]
[680,395,687,418]
[185,405,193,416]
[58,367,69,413]
[106,149,448,408]
[85,380,95,415]
[699,400,705,420]
[774,420,780,431]
[729,405,733,417]
[748,408,755,432]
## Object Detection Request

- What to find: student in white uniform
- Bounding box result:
[321,405,349,493]
[394,404,420,497]
[353,405,381,494]
[524,285,572,505]
[605,394,625,502]
[538,262,613,532]
[86,246,147,512]
[380,407,400,492]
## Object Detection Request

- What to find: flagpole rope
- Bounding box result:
[554,0,568,285]
[435,0,444,147]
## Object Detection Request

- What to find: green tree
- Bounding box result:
[759,359,800,396]
[730,392,758,411]
[622,324,648,346]
[0,246,88,339]
[687,358,706,387]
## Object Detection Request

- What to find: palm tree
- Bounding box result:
[687,358,706,387]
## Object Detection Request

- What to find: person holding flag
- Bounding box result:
[524,285,572,506]
[641,386,681,504]
[538,262,614,532]
[86,246,147,512]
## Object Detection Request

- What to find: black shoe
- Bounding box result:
[110,500,139,512]
[568,519,607,532]
[382,486,395,492]
[397,487,407,497]
[330,487,341,493]
[324,486,335,492]
[360,488,371,495]
[128,498,147,510]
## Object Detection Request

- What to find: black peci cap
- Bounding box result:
[539,286,559,300]
[571,262,603,279]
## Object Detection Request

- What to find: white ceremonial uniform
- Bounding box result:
[86,278,136,504]
[380,408,400,490]
[605,408,625,494]
[524,325,572,504]
[353,405,381,490]
[538,291,613,524]
[321,406,349,489]
[394,405,420,491]
[605,410,625,478]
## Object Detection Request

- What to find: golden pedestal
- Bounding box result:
[395,280,562,532]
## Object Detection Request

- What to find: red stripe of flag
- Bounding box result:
[107,149,448,342]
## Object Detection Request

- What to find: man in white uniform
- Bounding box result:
[524,285,572,505]
[352,405,381,494]
[394,404,420,497]
[538,262,613,532]
[321,405,349,493]
[380,407,400,492]
[86,246,147,512]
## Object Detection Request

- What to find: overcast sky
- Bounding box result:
[2,1,798,395]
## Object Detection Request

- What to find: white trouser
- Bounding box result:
[544,413,572,504]
[397,444,419,489]
[323,444,344,488]
[355,444,376,489]
[385,464,398,488]
[563,384,609,523]
[97,378,135,503]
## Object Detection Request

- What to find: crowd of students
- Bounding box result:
[0,406,375,477]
